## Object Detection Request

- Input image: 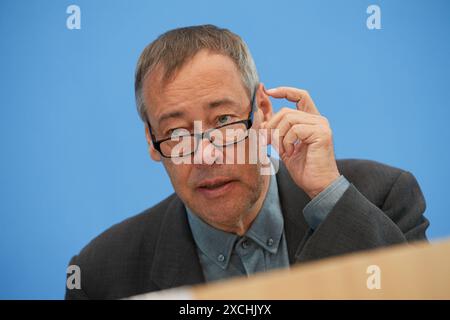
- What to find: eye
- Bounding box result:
[217,115,233,125]
[167,127,189,138]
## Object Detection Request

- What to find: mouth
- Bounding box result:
[196,178,237,199]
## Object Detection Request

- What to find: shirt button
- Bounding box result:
[217,254,225,262]
[241,239,250,249]
[267,238,274,246]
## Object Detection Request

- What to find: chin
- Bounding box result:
[181,181,260,221]
[193,195,252,222]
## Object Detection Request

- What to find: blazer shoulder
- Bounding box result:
[336,158,412,207]
[67,193,180,298]
[77,193,177,258]
[337,158,405,178]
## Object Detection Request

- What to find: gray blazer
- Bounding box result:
[65,159,429,299]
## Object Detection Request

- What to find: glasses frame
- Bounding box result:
[146,91,257,158]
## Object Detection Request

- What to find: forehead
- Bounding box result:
[143,50,248,123]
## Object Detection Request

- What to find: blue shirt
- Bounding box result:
[186,168,350,282]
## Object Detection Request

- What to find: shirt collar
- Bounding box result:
[186,163,284,269]
[186,207,237,270]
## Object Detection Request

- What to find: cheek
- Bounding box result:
[246,165,263,184]
[163,161,193,193]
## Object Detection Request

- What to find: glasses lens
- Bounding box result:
[209,122,248,147]
[158,122,249,157]
[160,134,197,158]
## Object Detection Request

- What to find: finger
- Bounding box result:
[265,86,320,115]
[261,107,294,130]
[261,112,324,156]
[282,124,316,156]
[274,112,321,139]
[264,114,318,157]
[265,86,307,102]
[263,108,320,131]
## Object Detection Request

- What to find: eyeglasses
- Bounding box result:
[146,91,257,158]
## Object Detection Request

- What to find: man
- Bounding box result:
[65,25,429,299]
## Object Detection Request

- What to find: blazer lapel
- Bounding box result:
[275,160,312,264]
[150,195,205,290]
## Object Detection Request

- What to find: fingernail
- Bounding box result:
[265,88,275,93]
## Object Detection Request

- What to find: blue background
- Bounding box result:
[1,0,449,299]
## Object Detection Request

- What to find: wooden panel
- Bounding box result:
[191,239,450,299]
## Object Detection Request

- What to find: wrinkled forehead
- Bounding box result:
[143,51,249,124]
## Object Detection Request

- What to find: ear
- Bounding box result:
[256,83,273,123]
[145,125,162,162]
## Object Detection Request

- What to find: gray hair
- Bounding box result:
[134,24,259,123]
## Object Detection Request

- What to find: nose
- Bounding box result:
[193,136,224,165]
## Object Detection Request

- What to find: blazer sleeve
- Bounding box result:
[295,170,429,262]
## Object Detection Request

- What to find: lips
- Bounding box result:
[196,177,237,198]
[198,178,234,189]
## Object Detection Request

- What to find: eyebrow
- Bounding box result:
[157,97,241,125]
[208,97,240,110]
[158,110,185,124]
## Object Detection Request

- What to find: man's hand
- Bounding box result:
[262,86,340,199]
